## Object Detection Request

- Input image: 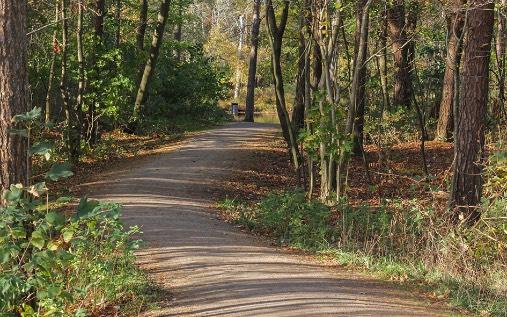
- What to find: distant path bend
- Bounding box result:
[83,122,451,317]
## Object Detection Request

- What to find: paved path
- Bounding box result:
[82,122,452,317]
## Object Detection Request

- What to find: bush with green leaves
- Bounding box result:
[0,108,148,316]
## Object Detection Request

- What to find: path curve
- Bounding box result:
[82,122,451,317]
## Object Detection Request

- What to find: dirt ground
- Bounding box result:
[78,122,456,317]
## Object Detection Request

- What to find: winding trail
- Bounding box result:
[82,122,453,317]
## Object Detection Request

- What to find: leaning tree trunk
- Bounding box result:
[387,0,412,108]
[435,0,466,141]
[244,0,261,123]
[266,0,301,175]
[450,0,494,224]
[0,0,29,199]
[132,0,172,126]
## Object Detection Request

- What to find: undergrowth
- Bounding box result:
[1,108,156,317]
[219,178,507,316]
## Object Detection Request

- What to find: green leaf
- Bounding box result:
[46,162,74,181]
[11,227,27,239]
[12,107,42,123]
[56,196,74,204]
[45,212,65,227]
[3,184,23,202]
[28,141,53,156]
[62,229,74,243]
[77,197,100,218]
[47,240,59,251]
[31,230,46,250]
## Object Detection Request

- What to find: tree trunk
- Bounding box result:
[60,0,80,165]
[450,0,494,224]
[132,0,172,126]
[77,0,85,118]
[495,0,506,118]
[377,6,390,111]
[266,0,301,174]
[45,4,59,124]
[292,4,307,132]
[234,15,245,101]
[93,0,106,39]
[0,0,29,198]
[115,0,122,47]
[244,0,261,123]
[340,0,372,197]
[137,0,149,51]
[435,0,466,141]
[387,0,412,108]
[173,0,183,60]
[352,0,370,155]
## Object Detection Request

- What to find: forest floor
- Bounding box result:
[76,122,457,316]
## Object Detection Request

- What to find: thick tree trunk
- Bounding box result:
[244,0,261,123]
[93,0,106,39]
[137,0,149,51]
[132,0,172,125]
[387,0,412,108]
[450,0,494,224]
[0,0,29,198]
[435,0,466,141]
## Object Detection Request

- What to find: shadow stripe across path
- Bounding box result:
[81,122,454,317]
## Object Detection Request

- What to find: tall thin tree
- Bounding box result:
[132,0,173,127]
[244,0,261,123]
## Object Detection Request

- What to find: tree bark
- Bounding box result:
[387,0,412,108]
[292,3,307,132]
[244,0,261,123]
[93,0,106,39]
[137,0,149,51]
[132,0,172,125]
[173,0,183,60]
[45,4,59,124]
[60,0,80,165]
[266,0,301,174]
[233,15,245,101]
[115,0,122,47]
[495,0,506,117]
[450,0,494,224]
[0,0,29,198]
[352,0,370,155]
[435,0,466,141]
